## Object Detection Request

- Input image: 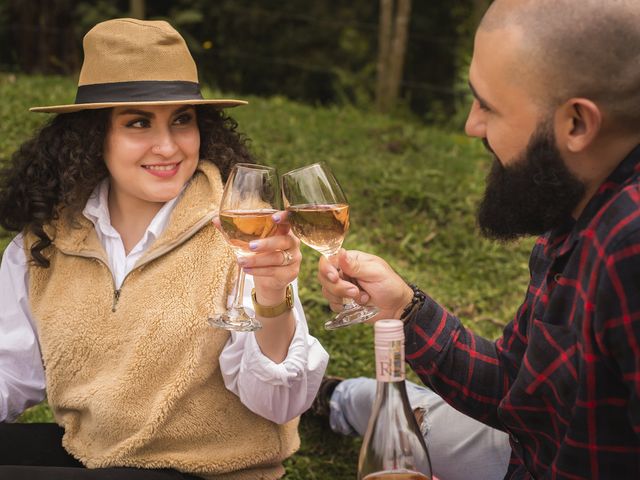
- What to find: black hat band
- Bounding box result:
[75,80,203,104]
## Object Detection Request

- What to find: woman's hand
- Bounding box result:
[214,212,301,307]
[240,212,301,306]
[215,211,299,363]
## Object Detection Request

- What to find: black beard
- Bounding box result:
[477,122,586,241]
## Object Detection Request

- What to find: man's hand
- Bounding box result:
[317,249,413,321]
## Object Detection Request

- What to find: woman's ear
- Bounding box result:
[555,98,602,153]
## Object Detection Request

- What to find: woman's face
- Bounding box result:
[104,104,200,208]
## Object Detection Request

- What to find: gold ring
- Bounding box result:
[281,249,294,266]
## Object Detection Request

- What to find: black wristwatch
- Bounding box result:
[400,283,427,323]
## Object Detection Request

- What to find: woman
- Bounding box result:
[0,18,328,480]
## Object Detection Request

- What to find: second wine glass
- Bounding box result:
[282,162,379,330]
[209,163,281,332]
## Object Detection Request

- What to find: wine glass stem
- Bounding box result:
[325,252,358,308]
[231,263,247,311]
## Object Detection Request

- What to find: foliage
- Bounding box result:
[1,73,533,478]
[0,1,482,124]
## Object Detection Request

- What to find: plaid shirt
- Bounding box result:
[405,145,640,479]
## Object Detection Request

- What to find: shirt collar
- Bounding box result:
[83,179,115,237]
[82,178,184,243]
[545,143,640,258]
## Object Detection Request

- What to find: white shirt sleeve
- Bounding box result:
[219,276,329,424]
[0,233,46,422]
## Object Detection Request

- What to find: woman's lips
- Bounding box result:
[142,162,181,178]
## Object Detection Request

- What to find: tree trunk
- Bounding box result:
[385,0,411,112]
[375,0,393,112]
[130,0,146,19]
[375,0,412,113]
[10,0,79,74]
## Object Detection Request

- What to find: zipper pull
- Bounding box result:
[112,289,121,312]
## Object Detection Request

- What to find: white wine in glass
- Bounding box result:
[282,162,379,330]
[209,163,281,332]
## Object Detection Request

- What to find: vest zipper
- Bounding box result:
[112,289,122,312]
[57,211,216,313]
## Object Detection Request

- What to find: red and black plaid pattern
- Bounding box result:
[405,145,640,479]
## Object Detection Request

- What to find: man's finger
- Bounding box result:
[318,255,340,282]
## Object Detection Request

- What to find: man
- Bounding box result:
[318,0,640,478]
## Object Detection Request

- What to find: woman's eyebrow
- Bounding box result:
[116,106,193,117]
[116,108,153,117]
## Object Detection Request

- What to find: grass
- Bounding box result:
[0,73,533,477]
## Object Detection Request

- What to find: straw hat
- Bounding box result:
[30,18,247,113]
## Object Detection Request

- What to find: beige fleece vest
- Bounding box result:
[26,162,299,480]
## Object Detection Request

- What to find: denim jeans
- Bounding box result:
[330,377,512,480]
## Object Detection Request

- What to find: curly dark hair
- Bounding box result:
[0,105,254,267]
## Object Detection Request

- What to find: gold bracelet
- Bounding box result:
[251,284,294,318]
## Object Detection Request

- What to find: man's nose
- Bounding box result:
[464,100,486,138]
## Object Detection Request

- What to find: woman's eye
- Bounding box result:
[126,118,150,128]
[174,113,193,125]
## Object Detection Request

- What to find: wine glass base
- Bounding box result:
[208,308,261,332]
[324,305,380,330]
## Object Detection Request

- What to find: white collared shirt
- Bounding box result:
[0,179,328,424]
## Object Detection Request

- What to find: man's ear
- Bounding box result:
[555,98,602,153]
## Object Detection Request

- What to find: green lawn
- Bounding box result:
[0,73,533,478]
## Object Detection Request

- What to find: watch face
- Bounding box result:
[286,284,294,307]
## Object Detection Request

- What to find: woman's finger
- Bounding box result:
[249,232,298,253]
[272,210,289,224]
[239,248,301,269]
[272,211,291,236]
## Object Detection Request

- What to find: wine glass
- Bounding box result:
[208,163,281,332]
[282,162,379,330]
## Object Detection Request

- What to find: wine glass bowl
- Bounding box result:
[218,209,279,255]
[209,163,281,332]
[282,163,379,330]
[285,203,350,257]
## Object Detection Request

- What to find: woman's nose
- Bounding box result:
[151,130,179,157]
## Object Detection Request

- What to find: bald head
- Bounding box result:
[479,0,640,128]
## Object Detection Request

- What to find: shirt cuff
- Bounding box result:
[404,294,457,366]
[241,310,308,387]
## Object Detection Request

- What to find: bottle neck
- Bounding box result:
[375,338,405,382]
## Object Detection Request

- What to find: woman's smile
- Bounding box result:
[142,161,182,178]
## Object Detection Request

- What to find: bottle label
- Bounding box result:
[375,339,405,382]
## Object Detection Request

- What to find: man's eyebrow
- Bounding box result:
[468,81,494,110]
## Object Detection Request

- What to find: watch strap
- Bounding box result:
[251,284,294,318]
[400,283,427,324]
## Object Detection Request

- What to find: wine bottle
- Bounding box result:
[357,320,433,480]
